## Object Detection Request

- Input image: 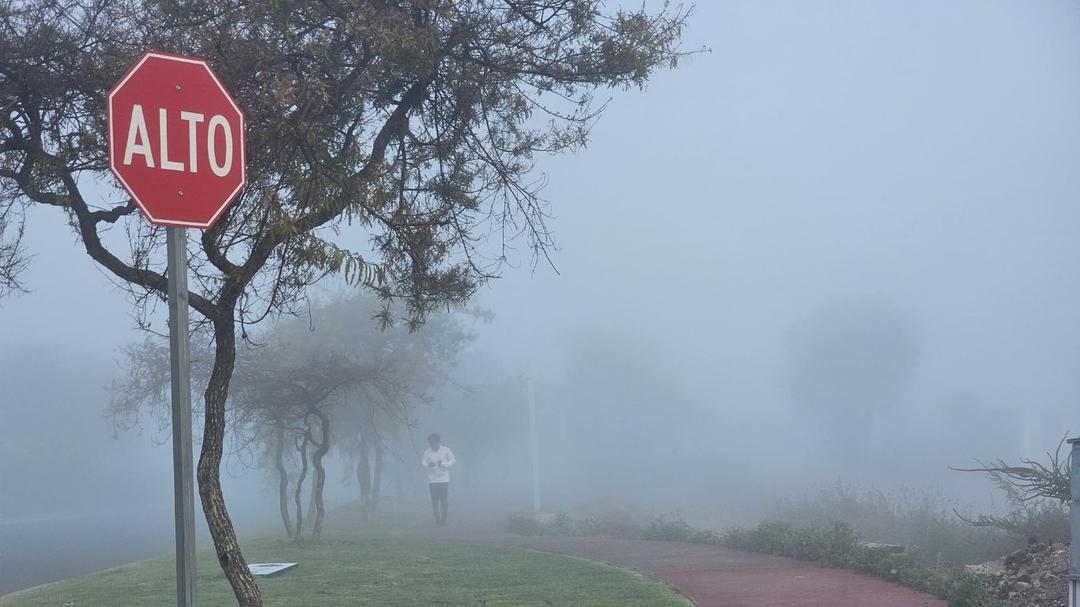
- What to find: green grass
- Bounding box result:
[0,536,691,607]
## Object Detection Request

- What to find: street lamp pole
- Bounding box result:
[527,377,541,513]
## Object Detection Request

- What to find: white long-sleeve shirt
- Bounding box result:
[421,445,455,483]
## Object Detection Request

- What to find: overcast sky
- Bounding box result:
[474,0,1080,456]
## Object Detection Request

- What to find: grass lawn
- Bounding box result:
[0,536,691,607]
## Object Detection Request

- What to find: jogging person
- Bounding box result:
[421,433,455,525]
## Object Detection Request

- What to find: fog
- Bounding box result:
[4,0,1080,595]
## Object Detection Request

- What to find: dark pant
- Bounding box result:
[429,482,449,524]
[429,482,449,500]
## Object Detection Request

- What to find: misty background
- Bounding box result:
[3,0,1080,594]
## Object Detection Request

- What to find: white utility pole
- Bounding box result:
[527,377,542,513]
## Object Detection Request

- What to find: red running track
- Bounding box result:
[660,564,945,607]
[423,523,947,607]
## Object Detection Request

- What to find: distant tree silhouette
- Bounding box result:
[783,297,922,435]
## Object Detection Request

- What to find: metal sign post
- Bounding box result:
[167,226,197,607]
[1069,437,1079,607]
[108,50,246,607]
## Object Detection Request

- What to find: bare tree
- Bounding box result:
[2,2,692,603]
[260,294,475,521]
[231,350,381,541]
[112,296,473,539]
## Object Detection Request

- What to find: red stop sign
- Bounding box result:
[108,51,246,229]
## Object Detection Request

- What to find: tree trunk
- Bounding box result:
[293,432,309,542]
[306,474,317,526]
[357,429,372,520]
[394,437,404,500]
[201,317,262,606]
[340,453,354,484]
[372,438,384,514]
[274,426,293,539]
[310,410,330,541]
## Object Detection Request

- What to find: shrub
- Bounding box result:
[773,483,1019,564]
[643,514,696,542]
[719,520,1003,607]
[720,520,859,564]
[506,514,548,536]
[550,512,577,536]
[577,509,648,539]
[505,507,650,539]
[955,491,1070,545]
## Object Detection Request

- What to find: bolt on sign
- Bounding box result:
[108,51,246,229]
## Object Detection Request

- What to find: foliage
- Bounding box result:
[955,486,1069,544]
[0,0,694,327]
[961,499,1070,544]
[506,509,653,539]
[719,522,1003,607]
[642,513,719,544]
[575,510,652,540]
[722,521,858,562]
[507,513,559,536]
[507,511,714,544]
[773,483,1019,565]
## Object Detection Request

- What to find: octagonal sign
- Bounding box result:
[108,51,246,229]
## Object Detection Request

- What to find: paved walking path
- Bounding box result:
[419,523,947,607]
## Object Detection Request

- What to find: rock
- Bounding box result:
[986,541,1070,607]
[1004,547,1033,570]
[859,542,905,554]
[965,560,1005,576]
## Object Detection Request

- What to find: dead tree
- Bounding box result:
[952,435,1073,538]
[952,436,1072,504]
